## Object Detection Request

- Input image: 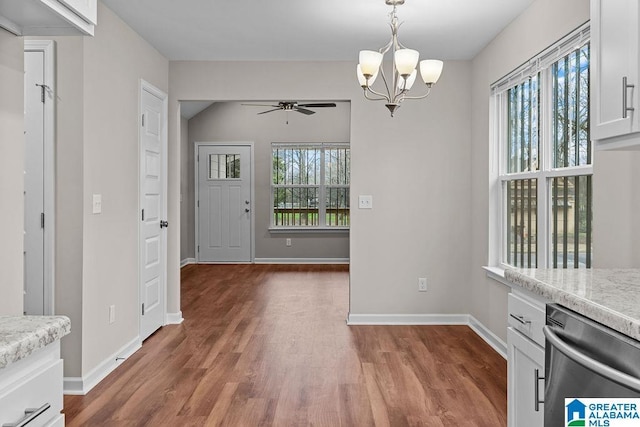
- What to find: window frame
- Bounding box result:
[490,23,592,270]
[270,142,350,231]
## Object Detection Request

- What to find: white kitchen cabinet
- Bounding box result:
[0,0,96,36]
[507,328,545,427]
[591,0,640,150]
[0,343,64,427]
[507,290,547,427]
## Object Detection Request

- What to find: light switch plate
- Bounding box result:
[92,194,102,214]
[358,195,373,209]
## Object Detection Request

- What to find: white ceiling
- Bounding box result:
[100,0,533,61]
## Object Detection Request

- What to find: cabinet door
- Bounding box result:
[591,0,640,141]
[507,328,545,427]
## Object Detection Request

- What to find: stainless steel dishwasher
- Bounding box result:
[543,304,640,425]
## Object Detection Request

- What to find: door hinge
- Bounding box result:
[41,212,45,229]
[142,113,145,127]
[141,209,145,221]
[197,200,199,208]
[197,245,200,253]
[142,303,145,315]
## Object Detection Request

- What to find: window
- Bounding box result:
[209,154,240,179]
[492,25,592,269]
[271,143,350,229]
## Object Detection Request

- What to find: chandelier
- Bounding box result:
[357,0,443,117]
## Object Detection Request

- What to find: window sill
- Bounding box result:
[269,227,349,234]
[483,266,513,288]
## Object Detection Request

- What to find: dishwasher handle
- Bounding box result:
[543,325,640,393]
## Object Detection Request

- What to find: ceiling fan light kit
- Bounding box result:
[357,0,444,117]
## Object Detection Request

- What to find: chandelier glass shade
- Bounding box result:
[357,0,443,117]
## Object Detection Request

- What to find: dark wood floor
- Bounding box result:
[64,264,507,426]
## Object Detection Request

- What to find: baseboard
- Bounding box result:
[468,315,507,359]
[346,313,469,325]
[180,257,196,268]
[254,258,349,264]
[166,311,184,324]
[63,336,141,395]
[347,313,507,359]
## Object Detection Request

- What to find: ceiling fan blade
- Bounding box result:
[242,103,279,107]
[297,103,337,108]
[294,107,316,115]
[257,108,282,115]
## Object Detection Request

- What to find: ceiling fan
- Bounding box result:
[242,101,337,116]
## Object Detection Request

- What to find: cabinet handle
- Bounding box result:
[623,76,635,119]
[509,313,531,325]
[534,368,544,412]
[2,403,50,427]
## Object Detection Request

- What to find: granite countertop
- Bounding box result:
[504,268,640,341]
[0,315,71,369]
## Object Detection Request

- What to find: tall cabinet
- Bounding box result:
[591,0,640,150]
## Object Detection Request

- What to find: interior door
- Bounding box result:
[197,145,252,262]
[23,50,45,315]
[139,83,167,341]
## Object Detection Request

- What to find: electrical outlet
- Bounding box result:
[358,195,373,209]
[418,278,427,292]
[109,305,116,324]
[286,238,292,247]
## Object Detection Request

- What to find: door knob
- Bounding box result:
[160,220,169,228]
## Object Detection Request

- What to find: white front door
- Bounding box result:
[197,145,252,262]
[139,81,167,341]
[23,50,45,315]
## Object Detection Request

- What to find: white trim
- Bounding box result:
[194,142,255,263]
[38,0,94,35]
[0,15,22,35]
[468,315,508,359]
[180,257,196,268]
[24,40,56,316]
[254,258,349,264]
[166,311,184,324]
[491,22,590,93]
[63,337,141,395]
[268,227,349,234]
[346,313,507,359]
[138,80,169,340]
[346,313,469,325]
[483,265,513,288]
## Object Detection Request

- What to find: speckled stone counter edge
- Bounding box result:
[0,316,71,369]
[504,269,640,342]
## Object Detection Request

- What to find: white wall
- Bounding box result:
[185,101,351,261]
[25,35,87,376]
[169,60,472,318]
[0,28,24,315]
[180,116,190,262]
[593,150,640,268]
[80,2,169,375]
[25,3,170,380]
[469,0,590,341]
